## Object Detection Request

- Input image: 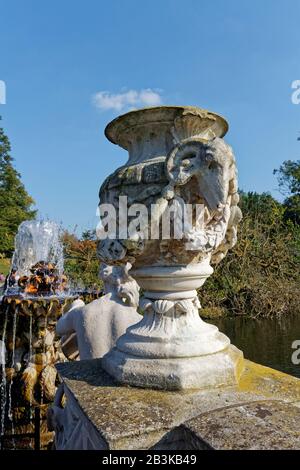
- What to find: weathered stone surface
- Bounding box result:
[98,106,240,269]
[175,400,300,450]
[97,105,244,390]
[53,358,300,450]
[102,344,244,391]
[56,264,141,360]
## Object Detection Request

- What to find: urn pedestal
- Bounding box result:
[98,106,244,390]
[102,263,244,390]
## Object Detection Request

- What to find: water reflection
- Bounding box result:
[209,314,300,379]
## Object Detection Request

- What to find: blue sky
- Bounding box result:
[0,0,300,234]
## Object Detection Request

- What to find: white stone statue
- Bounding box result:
[56,263,141,360]
[97,106,244,390]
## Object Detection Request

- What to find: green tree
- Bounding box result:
[81,229,96,241]
[62,231,102,289]
[0,125,36,255]
[201,191,300,318]
[274,159,300,224]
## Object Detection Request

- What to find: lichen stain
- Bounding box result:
[238,360,300,401]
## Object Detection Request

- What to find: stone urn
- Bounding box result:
[98,106,244,390]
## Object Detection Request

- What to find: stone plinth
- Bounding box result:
[50,359,300,450]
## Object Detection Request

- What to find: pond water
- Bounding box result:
[209,314,300,379]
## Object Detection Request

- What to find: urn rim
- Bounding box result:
[104,105,229,149]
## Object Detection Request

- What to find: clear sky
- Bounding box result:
[0,0,300,234]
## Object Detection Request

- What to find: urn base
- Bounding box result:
[102,344,244,391]
[102,263,245,391]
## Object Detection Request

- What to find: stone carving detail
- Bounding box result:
[99,262,140,308]
[56,263,141,360]
[48,384,106,450]
[116,286,231,361]
[164,137,242,264]
[98,135,241,268]
[98,106,244,390]
[1,297,74,408]
[133,296,202,344]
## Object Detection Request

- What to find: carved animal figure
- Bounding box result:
[56,264,141,360]
[98,137,241,267]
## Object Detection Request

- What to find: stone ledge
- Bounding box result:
[54,359,300,450]
[176,400,300,450]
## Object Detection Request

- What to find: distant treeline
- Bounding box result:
[202,146,300,318]
[0,126,36,256]
[62,230,102,291]
[201,190,300,318]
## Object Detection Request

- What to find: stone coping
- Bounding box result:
[56,359,300,449]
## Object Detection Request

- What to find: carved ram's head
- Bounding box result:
[166,137,237,212]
